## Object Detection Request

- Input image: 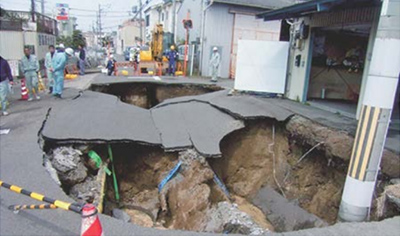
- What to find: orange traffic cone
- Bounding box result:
[80,204,104,236]
[20,78,29,100]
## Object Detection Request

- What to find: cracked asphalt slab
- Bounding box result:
[1,74,399,236]
[41,82,291,156]
[41,91,161,145]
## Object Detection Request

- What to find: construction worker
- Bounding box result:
[51,47,73,98]
[106,55,117,76]
[133,47,140,73]
[78,44,86,75]
[0,56,13,116]
[167,45,178,76]
[209,47,221,82]
[57,43,65,53]
[20,46,40,101]
[45,45,56,94]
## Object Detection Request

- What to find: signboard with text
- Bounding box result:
[56,3,69,20]
[8,60,20,77]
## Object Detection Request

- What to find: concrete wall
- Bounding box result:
[286,17,312,102]
[0,31,24,61]
[201,3,234,78]
[0,31,54,61]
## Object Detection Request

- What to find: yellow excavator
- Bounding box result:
[138,24,171,74]
[140,24,168,62]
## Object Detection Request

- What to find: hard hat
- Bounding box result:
[170,45,175,50]
[58,43,65,49]
[213,47,218,51]
[65,47,74,56]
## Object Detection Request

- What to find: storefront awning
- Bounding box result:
[256,0,378,21]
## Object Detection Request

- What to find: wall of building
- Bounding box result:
[160,4,174,33]
[0,31,55,61]
[201,3,235,78]
[117,24,141,54]
[145,7,163,42]
[0,31,24,60]
[201,3,280,78]
[285,17,312,102]
[177,0,202,44]
[285,7,380,103]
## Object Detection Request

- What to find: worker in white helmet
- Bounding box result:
[51,47,74,98]
[209,47,220,82]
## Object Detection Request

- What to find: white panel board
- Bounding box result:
[234,40,289,94]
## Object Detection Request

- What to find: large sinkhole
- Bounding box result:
[90,82,223,109]
[41,117,399,234]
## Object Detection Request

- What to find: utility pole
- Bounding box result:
[338,0,400,222]
[41,0,45,15]
[31,0,35,22]
[139,0,143,45]
[172,0,177,44]
[98,4,102,47]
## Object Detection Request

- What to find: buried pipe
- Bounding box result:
[269,124,286,199]
[108,144,120,202]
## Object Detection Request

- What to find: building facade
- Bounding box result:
[116,19,143,54]
[0,9,57,76]
[257,0,392,119]
[201,0,293,79]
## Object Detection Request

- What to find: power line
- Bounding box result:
[70,7,131,13]
[71,14,130,18]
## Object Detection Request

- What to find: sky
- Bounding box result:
[0,0,143,32]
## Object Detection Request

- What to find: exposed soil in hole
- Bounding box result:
[209,119,347,224]
[90,83,222,109]
[42,120,398,234]
[102,145,272,234]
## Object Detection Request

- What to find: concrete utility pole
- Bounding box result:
[339,0,400,222]
[98,4,102,47]
[172,0,177,44]
[139,0,143,45]
[31,0,35,22]
[41,0,45,15]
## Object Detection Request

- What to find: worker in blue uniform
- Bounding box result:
[51,47,74,98]
[167,45,178,76]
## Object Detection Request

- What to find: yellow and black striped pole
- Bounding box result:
[0,180,82,214]
[9,204,57,211]
[339,0,400,222]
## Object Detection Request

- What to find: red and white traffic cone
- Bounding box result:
[20,78,29,100]
[80,204,104,236]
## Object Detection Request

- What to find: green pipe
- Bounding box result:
[108,144,120,202]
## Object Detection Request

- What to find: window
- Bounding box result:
[146,15,150,27]
[165,10,168,20]
[162,13,164,21]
